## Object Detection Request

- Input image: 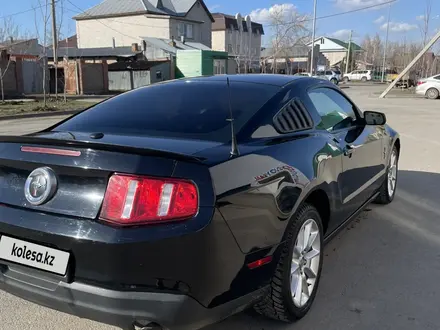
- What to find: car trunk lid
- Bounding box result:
[0,133,219,220]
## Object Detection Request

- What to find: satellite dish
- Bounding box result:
[235,13,243,31]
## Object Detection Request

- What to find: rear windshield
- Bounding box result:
[333,70,341,74]
[53,80,280,142]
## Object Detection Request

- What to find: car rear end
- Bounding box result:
[0,78,282,330]
[0,136,223,330]
[415,78,430,96]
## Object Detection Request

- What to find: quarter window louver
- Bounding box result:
[273,99,313,133]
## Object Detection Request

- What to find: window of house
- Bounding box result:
[308,87,357,132]
[227,44,233,53]
[236,44,240,53]
[177,23,194,39]
[156,70,162,80]
[186,24,193,39]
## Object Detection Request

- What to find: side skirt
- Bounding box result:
[323,191,380,245]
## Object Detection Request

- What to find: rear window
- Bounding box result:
[333,70,341,74]
[53,80,280,142]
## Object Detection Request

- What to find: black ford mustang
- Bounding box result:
[0,75,399,330]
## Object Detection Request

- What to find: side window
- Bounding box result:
[308,88,357,132]
[434,75,440,80]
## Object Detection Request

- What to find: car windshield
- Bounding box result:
[52,80,280,143]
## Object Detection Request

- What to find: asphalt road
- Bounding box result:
[0,85,439,330]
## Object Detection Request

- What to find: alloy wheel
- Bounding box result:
[290,219,321,308]
[387,149,398,198]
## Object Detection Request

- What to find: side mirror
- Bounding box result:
[364,111,386,125]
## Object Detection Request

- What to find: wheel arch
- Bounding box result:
[301,188,331,235]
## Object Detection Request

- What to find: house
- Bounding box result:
[46,45,145,95]
[211,13,264,72]
[307,36,363,67]
[0,39,46,95]
[260,44,328,74]
[73,0,214,49]
[56,35,78,48]
[0,38,43,59]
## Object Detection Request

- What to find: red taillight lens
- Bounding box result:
[100,174,198,226]
[417,81,426,86]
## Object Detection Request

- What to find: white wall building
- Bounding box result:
[73,0,214,49]
[211,13,264,72]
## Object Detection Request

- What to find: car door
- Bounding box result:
[307,87,385,221]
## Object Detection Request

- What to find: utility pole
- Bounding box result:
[381,2,391,83]
[310,0,317,75]
[379,28,440,98]
[51,0,58,99]
[345,30,353,75]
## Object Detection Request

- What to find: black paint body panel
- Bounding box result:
[0,75,400,329]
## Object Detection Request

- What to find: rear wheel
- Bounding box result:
[330,78,338,85]
[343,76,349,83]
[375,145,398,204]
[254,203,323,322]
[361,76,367,82]
[426,88,439,100]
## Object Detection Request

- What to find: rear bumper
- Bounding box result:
[0,265,261,330]
[415,88,426,96]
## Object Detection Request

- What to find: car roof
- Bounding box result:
[174,74,302,87]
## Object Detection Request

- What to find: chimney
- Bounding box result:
[131,43,139,52]
[112,37,116,48]
[180,35,185,44]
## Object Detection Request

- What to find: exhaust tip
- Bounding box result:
[132,321,164,330]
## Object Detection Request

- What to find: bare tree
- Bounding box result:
[0,18,22,102]
[268,5,310,74]
[418,0,432,77]
[34,0,51,107]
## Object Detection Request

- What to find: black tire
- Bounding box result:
[343,76,349,83]
[361,76,367,82]
[426,88,439,100]
[375,145,399,204]
[330,78,338,85]
[254,203,324,322]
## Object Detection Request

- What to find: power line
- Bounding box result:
[266,0,398,27]
[65,0,152,40]
[0,1,60,20]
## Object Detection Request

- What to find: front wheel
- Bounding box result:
[330,78,338,85]
[361,76,367,82]
[254,203,323,322]
[343,76,349,83]
[375,145,398,204]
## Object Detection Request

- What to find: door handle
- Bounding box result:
[344,144,361,156]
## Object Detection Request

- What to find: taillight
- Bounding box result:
[417,81,426,86]
[100,174,198,226]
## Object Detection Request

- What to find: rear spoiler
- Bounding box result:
[0,135,205,163]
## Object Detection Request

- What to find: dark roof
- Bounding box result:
[47,46,142,59]
[73,0,214,22]
[108,60,167,70]
[179,74,302,87]
[212,13,264,35]
[0,38,42,56]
